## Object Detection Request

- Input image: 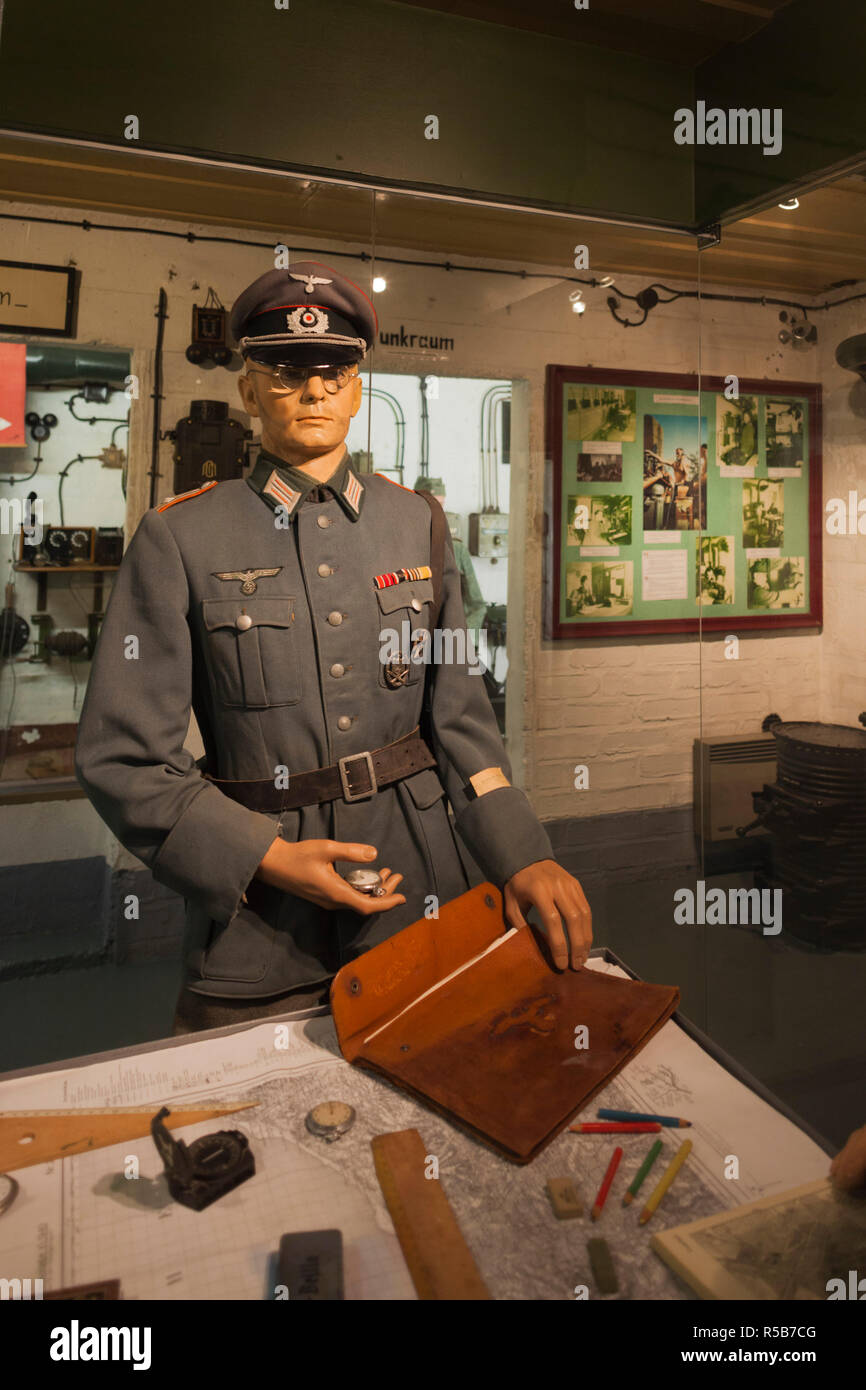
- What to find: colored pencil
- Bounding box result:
[590,1146,623,1222]
[638,1140,693,1225]
[597,1109,691,1128]
[622,1139,663,1206]
[570,1122,661,1133]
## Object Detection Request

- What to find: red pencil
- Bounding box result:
[590,1146,623,1221]
[570,1122,662,1133]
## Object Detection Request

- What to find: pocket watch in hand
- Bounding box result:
[343,868,386,896]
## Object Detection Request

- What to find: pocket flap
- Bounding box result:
[375,577,434,616]
[404,766,446,809]
[202,596,295,631]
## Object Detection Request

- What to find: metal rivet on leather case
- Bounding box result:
[400,1044,410,1052]
[349,978,361,995]
[484,894,495,909]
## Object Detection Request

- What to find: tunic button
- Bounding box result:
[317,515,332,529]
[337,715,352,731]
[236,613,253,631]
[317,563,332,577]
[327,611,343,626]
[410,597,422,612]
[330,663,345,678]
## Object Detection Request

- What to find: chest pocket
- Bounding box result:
[202,596,300,708]
[375,577,434,690]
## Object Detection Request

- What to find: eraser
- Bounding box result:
[546,1177,584,1220]
[587,1237,618,1294]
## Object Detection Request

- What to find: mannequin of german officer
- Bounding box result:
[75,261,591,1034]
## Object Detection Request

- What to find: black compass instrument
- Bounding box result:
[150,1105,255,1211]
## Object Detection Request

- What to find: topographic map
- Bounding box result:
[0,962,831,1301]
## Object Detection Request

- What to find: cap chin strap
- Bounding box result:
[239,332,367,357]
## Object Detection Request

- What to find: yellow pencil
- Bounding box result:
[638,1139,693,1225]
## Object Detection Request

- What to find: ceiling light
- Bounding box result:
[569,289,586,314]
[372,276,387,293]
[778,198,800,211]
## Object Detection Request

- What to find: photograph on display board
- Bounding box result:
[766,399,806,474]
[696,535,735,606]
[716,395,759,472]
[566,385,636,442]
[565,560,633,617]
[576,446,623,481]
[567,494,632,548]
[747,556,805,610]
[546,364,820,638]
[642,413,707,531]
[743,479,785,548]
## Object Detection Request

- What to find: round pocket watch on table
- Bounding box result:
[305,1101,356,1143]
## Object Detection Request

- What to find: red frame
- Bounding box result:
[544,364,823,640]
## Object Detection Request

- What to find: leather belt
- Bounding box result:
[203,727,437,813]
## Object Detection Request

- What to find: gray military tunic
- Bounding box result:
[74,446,554,997]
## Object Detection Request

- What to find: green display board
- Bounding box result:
[545,366,822,639]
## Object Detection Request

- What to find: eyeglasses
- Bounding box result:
[247,362,358,393]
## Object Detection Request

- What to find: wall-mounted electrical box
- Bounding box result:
[469,511,508,559]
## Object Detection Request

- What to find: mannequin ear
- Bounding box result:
[349,371,364,418]
[237,372,259,417]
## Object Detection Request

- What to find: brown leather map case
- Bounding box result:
[332,882,680,1164]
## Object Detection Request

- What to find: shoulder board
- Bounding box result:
[374,472,417,494]
[157,480,219,512]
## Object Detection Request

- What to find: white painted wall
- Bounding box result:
[346,371,511,608]
[1,382,128,723]
[0,195,860,870]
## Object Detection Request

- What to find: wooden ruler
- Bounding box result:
[0,1101,258,1172]
[371,1128,490,1300]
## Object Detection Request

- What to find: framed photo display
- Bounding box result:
[544,366,822,638]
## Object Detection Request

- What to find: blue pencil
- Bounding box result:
[597,1108,691,1128]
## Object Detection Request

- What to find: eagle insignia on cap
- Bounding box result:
[288,271,333,294]
[287,305,329,335]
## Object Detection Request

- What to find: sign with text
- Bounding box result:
[0,260,78,336]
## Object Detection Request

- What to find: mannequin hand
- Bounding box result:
[503,859,592,970]
[255,837,406,915]
[830,1123,866,1193]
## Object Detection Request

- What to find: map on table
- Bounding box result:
[0,963,830,1300]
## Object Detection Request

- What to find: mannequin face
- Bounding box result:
[237,361,363,464]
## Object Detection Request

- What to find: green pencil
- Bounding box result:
[622,1138,663,1206]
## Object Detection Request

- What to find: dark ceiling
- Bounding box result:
[388,0,794,65]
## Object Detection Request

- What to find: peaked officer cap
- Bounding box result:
[229,260,378,366]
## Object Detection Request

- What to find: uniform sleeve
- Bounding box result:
[74,508,280,925]
[426,526,554,886]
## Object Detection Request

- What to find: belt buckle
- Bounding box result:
[338,750,377,802]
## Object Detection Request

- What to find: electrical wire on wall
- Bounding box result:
[478,384,509,513]
[2,208,863,331]
[367,389,406,483]
[418,376,430,473]
[57,456,103,526]
[66,392,129,434]
[150,288,168,509]
[0,438,44,489]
